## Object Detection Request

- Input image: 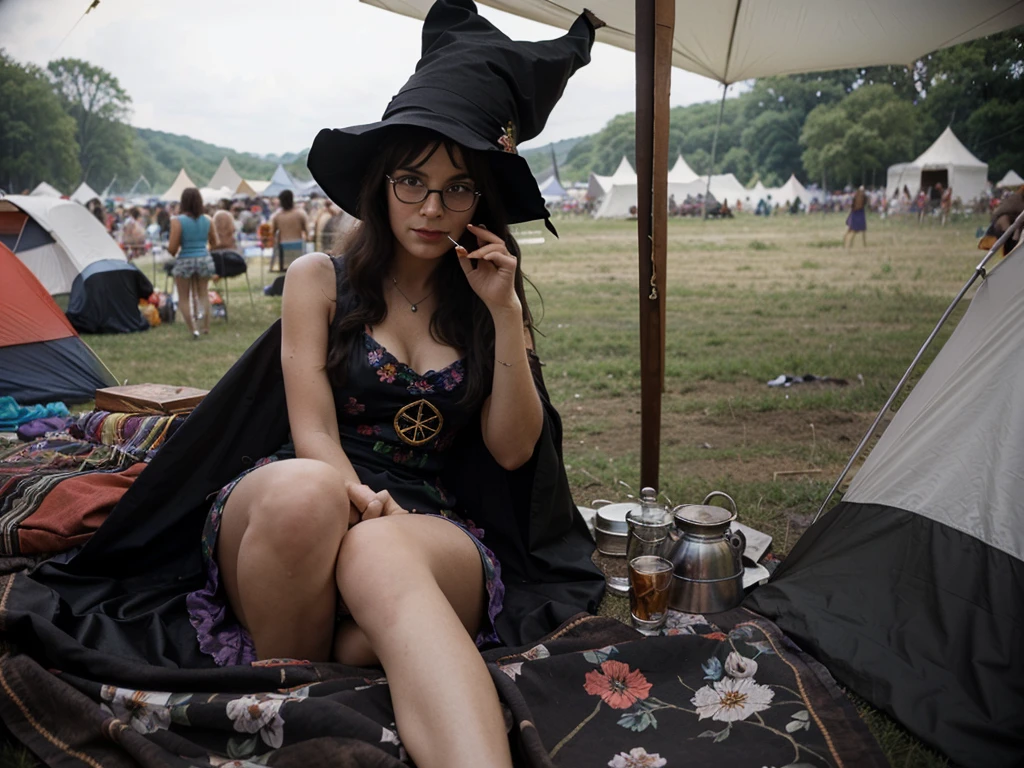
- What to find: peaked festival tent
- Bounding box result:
[0,242,116,404]
[537,174,568,204]
[747,245,1024,765]
[30,182,64,198]
[0,196,151,333]
[587,156,636,201]
[886,127,988,202]
[207,157,244,192]
[997,169,1024,188]
[667,154,697,184]
[161,169,199,203]
[768,174,810,207]
[236,179,271,197]
[70,182,101,205]
[259,165,300,198]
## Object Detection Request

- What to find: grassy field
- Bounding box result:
[76,210,985,766]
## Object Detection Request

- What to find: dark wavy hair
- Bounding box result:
[279,189,294,211]
[179,187,203,219]
[326,127,533,411]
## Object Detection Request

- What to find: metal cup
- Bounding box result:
[626,508,673,562]
[628,555,673,634]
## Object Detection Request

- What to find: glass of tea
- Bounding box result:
[628,555,673,634]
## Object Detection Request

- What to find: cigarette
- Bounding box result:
[447,234,464,250]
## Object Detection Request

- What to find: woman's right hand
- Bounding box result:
[346,482,407,526]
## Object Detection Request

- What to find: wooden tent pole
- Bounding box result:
[636,0,672,489]
[653,0,674,396]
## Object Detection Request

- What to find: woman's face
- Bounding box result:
[386,144,479,263]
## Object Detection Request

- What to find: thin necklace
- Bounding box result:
[390,276,433,313]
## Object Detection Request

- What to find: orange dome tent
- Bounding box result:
[0,242,116,404]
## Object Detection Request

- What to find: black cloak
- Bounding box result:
[2,320,605,675]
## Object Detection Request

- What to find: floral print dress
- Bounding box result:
[186,330,505,666]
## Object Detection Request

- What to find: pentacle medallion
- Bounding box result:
[394,399,443,446]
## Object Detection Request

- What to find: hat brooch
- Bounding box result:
[498,121,518,154]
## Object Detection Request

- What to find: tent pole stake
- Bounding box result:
[811,208,1024,525]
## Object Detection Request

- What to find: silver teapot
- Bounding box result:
[665,492,746,614]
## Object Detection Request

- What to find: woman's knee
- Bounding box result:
[242,460,349,560]
[336,519,420,613]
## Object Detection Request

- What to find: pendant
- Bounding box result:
[411,305,418,313]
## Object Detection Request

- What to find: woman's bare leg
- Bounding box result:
[337,515,513,768]
[217,459,348,661]
[197,277,211,333]
[175,277,195,334]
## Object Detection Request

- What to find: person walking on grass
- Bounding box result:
[844,185,868,248]
[167,187,216,339]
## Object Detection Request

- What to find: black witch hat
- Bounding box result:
[307,0,602,232]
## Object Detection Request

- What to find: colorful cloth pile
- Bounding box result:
[0,396,70,431]
[0,436,142,556]
[72,409,187,462]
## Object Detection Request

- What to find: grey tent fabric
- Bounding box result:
[747,248,1024,765]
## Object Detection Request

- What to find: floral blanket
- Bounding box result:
[0,610,884,768]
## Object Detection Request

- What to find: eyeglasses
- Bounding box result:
[385,174,481,212]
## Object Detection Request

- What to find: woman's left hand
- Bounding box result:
[456,223,520,313]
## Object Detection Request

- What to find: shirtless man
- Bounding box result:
[270,190,308,271]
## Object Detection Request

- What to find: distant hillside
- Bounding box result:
[133,128,311,194]
[520,136,585,179]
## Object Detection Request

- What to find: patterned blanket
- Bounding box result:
[0,608,883,767]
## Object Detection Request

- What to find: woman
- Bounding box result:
[167,186,216,338]
[844,185,867,248]
[183,4,603,766]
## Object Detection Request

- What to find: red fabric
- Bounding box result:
[0,242,77,347]
[18,463,147,554]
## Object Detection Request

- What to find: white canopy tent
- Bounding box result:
[587,156,636,201]
[30,182,64,198]
[749,180,768,202]
[207,158,245,193]
[70,182,101,205]
[886,127,988,202]
[363,1,1023,83]
[667,154,697,184]
[161,169,199,203]
[997,169,1024,189]
[361,0,1024,488]
[768,174,811,207]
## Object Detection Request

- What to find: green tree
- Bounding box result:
[47,57,137,190]
[800,84,921,188]
[0,50,80,192]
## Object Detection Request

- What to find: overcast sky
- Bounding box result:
[0,0,735,158]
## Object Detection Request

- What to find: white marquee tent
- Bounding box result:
[587,156,636,201]
[667,154,697,184]
[161,169,199,203]
[30,182,64,198]
[997,170,1024,188]
[70,182,101,205]
[767,174,811,206]
[886,127,988,202]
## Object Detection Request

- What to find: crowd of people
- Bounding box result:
[81,189,357,336]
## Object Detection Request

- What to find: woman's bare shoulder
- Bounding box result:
[283,252,338,309]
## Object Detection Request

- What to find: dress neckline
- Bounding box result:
[363,330,464,380]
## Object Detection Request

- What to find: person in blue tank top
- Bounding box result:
[167,187,216,338]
